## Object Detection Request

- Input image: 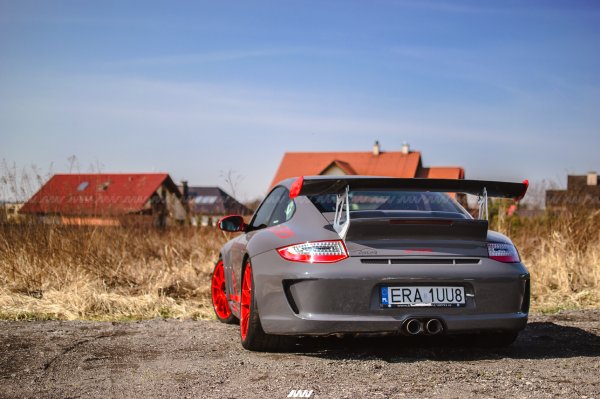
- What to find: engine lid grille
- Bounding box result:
[360,258,481,265]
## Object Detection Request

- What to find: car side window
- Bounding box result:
[250,187,286,230]
[269,189,295,226]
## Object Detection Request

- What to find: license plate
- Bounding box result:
[380,286,466,308]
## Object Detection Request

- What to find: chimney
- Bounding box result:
[372,140,381,156]
[588,172,598,186]
[401,142,410,154]
[181,180,189,199]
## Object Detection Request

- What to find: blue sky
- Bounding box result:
[1,0,599,201]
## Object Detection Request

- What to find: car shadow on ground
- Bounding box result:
[291,322,600,362]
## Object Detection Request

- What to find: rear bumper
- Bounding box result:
[251,251,530,336]
[257,311,528,335]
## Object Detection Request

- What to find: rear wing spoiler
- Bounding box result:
[289,176,529,200]
[288,176,528,240]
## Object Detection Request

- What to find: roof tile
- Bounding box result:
[20,173,177,216]
[270,151,422,187]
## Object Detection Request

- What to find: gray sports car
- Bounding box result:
[211,176,530,351]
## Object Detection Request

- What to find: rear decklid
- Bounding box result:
[345,217,488,241]
[341,216,490,257]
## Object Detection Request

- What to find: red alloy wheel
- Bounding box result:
[211,261,231,319]
[240,264,252,340]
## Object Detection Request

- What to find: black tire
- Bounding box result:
[240,262,296,352]
[475,331,519,347]
[211,260,237,324]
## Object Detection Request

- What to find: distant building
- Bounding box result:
[270,141,466,203]
[20,173,186,226]
[546,172,600,210]
[181,184,251,227]
[270,141,465,187]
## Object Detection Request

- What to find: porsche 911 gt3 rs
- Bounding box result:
[211,176,530,351]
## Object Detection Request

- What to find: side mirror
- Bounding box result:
[218,215,246,232]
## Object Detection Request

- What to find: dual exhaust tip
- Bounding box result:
[404,318,444,336]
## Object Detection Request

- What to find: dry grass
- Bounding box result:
[0,209,598,321]
[0,224,228,320]
[494,209,600,312]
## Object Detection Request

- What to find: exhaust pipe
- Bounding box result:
[405,319,423,335]
[425,319,443,335]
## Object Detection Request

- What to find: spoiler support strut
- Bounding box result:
[477,187,488,220]
[333,185,350,240]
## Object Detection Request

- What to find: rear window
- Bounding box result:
[309,191,466,214]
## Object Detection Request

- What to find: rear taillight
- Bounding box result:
[487,242,520,263]
[277,240,349,263]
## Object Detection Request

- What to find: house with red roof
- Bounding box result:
[270,142,465,187]
[179,184,252,227]
[20,173,186,226]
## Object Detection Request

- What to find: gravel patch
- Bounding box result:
[1,310,599,398]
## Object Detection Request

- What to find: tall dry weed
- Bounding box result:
[0,209,598,320]
[494,209,600,311]
[0,224,228,320]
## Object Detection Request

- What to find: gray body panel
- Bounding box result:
[251,249,528,335]
[219,177,530,336]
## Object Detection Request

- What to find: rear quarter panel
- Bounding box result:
[246,196,340,258]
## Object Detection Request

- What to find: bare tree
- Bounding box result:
[219,169,244,199]
[0,160,49,203]
[88,159,105,173]
[67,155,80,173]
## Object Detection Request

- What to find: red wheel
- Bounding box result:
[211,260,236,324]
[240,263,252,340]
[239,261,295,351]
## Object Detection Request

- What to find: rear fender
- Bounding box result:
[246,198,339,258]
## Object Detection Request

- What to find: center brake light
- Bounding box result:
[277,240,349,263]
[487,242,521,263]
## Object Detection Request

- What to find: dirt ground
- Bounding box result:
[1,311,599,399]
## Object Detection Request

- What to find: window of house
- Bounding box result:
[194,196,218,204]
